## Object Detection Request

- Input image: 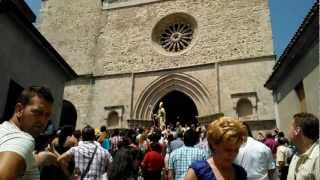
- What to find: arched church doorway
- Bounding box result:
[153,91,198,127]
[59,100,77,128]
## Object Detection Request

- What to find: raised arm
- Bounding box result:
[57,152,73,177]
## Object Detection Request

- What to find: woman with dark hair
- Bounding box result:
[72,130,81,142]
[108,146,143,180]
[33,134,67,180]
[50,126,77,178]
[98,126,112,151]
[51,126,75,155]
[97,126,108,143]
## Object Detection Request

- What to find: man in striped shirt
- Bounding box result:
[59,126,112,179]
[110,129,122,155]
[168,129,208,180]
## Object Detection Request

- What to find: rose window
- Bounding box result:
[159,24,193,52]
[152,13,197,55]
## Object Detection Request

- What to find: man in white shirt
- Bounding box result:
[0,86,53,180]
[234,122,275,180]
[287,112,319,180]
[276,137,291,180]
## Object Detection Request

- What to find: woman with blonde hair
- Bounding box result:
[185,117,247,180]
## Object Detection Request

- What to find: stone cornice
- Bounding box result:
[102,0,169,10]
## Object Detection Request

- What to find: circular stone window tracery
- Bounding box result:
[160,24,193,52]
[152,13,197,56]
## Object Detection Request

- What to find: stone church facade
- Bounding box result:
[38,0,276,134]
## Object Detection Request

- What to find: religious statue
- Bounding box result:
[153,102,166,128]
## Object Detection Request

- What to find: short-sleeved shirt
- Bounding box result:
[195,138,212,157]
[190,160,247,180]
[66,142,112,179]
[234,137,275,180]
[142,150,164,172]
[101,138,111,150]
[111,135,122,153]
[276,145,291,167]
[0,121,40,180]
[264,138,278,155]
[168,146,208,180]
[169,138,184,152]
[287,142,319,180]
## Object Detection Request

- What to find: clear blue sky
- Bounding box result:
[26,0,316,59]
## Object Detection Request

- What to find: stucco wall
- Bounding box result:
[274,43,319,133]
[0,13,67,127]
[275,44,319,103]
[276,66,319,134]
[302,43,319,118]
[277,91,301,134]
[304,66,319,118]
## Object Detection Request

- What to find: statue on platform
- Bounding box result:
[153,102,166,128]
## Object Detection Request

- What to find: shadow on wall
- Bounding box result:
[1,80,24,123]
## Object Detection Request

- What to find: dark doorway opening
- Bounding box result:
[2,80,23,123]
[153,91,198,127]
[59,100,77,128]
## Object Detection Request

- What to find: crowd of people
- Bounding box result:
[0,86,319,180]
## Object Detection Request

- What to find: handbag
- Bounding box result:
[76,145,98,180]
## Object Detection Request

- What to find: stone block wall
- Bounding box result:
[133,65,218,116]
[89,75,132,128]
[63,78,94,127]
[94,0,273,75]
[37,0,103,75]
[219,57,275,120]
[38,0,276,129]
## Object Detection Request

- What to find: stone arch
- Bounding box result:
[107,111,120,127]
[134,73,211,120]
[153,90,199,126]
[59,100,77,128]
[236,98,253,118]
